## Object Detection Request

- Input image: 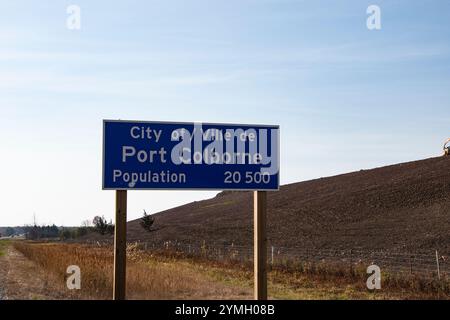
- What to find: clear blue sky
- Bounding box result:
[1,1,450,226]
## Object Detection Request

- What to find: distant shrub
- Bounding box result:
[140,210,155,233]
[93,216,114,235]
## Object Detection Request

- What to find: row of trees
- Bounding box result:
[91,210,155,235]
[22,211,155,240]
[0,227,16,238]
[0,227,25,238]
[4,227,16,237]
[22,224,85,240]
[24,224,60,239]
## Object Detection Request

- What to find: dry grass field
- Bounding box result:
[2,240,447,300]
[10,241,251,300]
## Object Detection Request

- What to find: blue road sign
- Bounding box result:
[103,120,280,190]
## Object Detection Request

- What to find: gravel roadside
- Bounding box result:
[0,254,7,300]
[0,244,71,300]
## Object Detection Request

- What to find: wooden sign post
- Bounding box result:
[254,191,268,300]
[113,190,127,300]
[103,120,279,301]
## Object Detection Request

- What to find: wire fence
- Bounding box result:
[86,239,449,281]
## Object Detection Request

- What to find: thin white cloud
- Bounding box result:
[0,69,238,97]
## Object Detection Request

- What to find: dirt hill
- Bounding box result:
[103,157,450,252]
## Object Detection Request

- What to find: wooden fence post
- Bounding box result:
[435,250,441,280]
[271,246,274,266]
[409,255,413,275]
[349,249,353,275]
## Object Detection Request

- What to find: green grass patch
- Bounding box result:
[0,239,11,257]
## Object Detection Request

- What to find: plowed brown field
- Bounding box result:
[89,157,450,252]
